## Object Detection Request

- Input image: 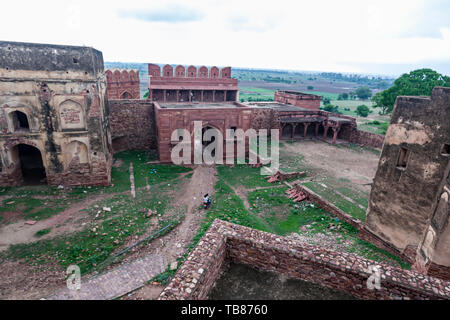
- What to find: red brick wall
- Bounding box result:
[274,91,322,111]
[106,69,140,100]
[109,100,157,152]
[155,103,253,163]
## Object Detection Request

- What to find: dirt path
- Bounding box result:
[282,140,379,192]
[149,165,217,265]
[47,165,218,300]
[0,193,114,251]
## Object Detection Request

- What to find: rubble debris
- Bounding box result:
[266,171,305,183]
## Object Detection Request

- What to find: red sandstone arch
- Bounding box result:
[121,91,133,99]
[199,66,208,78]
[221,67,231,78]
[187,66,197,77]
[163,64,173,77]
[210,66,219,78]
[148,64,161,77]
[175,65,185,77]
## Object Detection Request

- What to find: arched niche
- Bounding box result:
[175,65,185,77]
[64,140,89,169]
[210,66,219,78]
[199,66,208,78]
[59,100,85,131]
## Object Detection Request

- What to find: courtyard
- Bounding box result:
[0,138,410,300]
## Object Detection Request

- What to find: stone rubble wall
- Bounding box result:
[352,129,385,149]
[159,220,450,300]
[109,100,157,152]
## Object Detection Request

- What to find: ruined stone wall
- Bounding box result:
[363,87,450,276]
[0,41,112,187]
[251,107,276,131]
[274,91,322,111]
[109,100,157,152]
[352,130,385,149]
[159,220,450,300]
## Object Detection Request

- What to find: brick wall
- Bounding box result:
[159,220,450,300]
[352,130,385,149]
[109,100,157,152]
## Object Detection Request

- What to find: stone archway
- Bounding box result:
[14,144,46,185]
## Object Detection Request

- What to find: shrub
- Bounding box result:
[356,105,370,117]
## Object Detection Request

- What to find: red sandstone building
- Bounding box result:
[274,90,322,111]
[106,69,140,100]
[147,64,239,103]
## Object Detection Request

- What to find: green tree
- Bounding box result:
[355,86,372,100]
[143,90,149,99]
[372,68,450,114]
[356,104,370,117]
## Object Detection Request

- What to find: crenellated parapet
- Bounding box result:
[105,69,140,99]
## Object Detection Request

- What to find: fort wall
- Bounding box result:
[159,220,450,300]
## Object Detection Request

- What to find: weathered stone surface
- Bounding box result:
[0,41,112,187]
[363,87,450,280]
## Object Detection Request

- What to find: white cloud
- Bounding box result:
[0,0,449,75]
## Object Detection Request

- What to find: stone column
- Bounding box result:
[323,125,329,139]
[201,90,204,102]
[304,123,310,138]
[291,124,295,139]
[332,127,340,144]
[224,90,227,102]
[212,90,216,102]
[176,90,179,102]
[189,90,192,102]
[315,123,319,137]
[163,89,166,102]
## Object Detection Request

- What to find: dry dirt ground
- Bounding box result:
[0,193,119,251]
[281,140,379,193]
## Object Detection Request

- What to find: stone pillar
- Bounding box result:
[332,127,340,144]
[323,126,329,139]
[201,90,204,102]
[189,90,192,102]
[163,89,166,102]
[224,90,227,102]
[315,123,319,137]
[291,124,295,139]
[176,90,179,102]
[304,123,310,138]
[213,90,216,102]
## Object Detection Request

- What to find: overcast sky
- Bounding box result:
[1,0,450,76]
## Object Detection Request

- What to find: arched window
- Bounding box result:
[10,111,30,132]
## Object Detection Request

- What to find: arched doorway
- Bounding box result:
[121,91,132,99]
[202,126,219,157]
[16,144,46,185]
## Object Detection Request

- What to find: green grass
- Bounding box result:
[216,164,279,189]
[302,181,366,222]
[2,151,192,275]
[35,228,51,237]
[0,197,68,222]
[5,185,184,275]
